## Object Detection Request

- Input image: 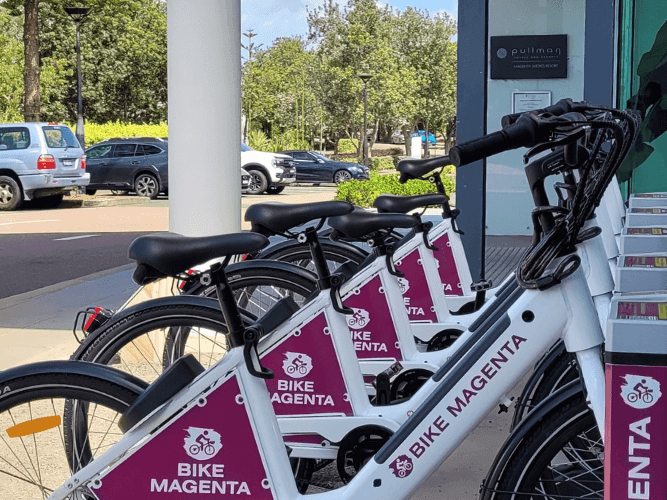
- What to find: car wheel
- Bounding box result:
[247,170,268,195]
[334,170,353,184]
[266,185,285,195]
[134,174,160,199]
[0,176,23,211]
[85,188,97,196]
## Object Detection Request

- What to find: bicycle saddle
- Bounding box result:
[397,155,452,182]
[329,208,418,240]
[128,231,269,283]
[374,193,448,214]
[245,201,354,235]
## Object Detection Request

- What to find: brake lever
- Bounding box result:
[523,128,586,164]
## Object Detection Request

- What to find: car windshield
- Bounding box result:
[241,143,253,152]
[311,152,330,161]
[42,125,80,149]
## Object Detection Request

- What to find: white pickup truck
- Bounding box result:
[241,143,296,195]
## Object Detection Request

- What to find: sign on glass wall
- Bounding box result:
[490,34,568,80]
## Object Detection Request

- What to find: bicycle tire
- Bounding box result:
[487,395,602,499]
[0,366,143,498]
[510,343,578,427]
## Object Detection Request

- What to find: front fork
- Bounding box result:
[575,346,606,443]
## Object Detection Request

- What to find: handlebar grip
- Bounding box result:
[501,99,576,129]
[449,114,540,167]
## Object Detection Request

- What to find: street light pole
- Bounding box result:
[357,73,373,170]
[64,7,91,148]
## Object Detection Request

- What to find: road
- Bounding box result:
[0,185,338,298]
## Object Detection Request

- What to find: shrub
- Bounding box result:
[83,122,168,146]
[338,138,359,154]
[368,157,394,171]
[248,129,270,151]
[267,129,310,152]
[335,171,455,208]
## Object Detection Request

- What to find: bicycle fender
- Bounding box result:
[70,295,251,361]
[225,259,319,283]
[479,379,584,500]
[258,236,368,264]
[509,340,566,430]
[0,360,148,404]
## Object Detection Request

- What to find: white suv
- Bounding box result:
[0,123,89,210]
[241,143,296,195]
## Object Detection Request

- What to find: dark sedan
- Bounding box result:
[85,138,168,199]
[279,151,370,184]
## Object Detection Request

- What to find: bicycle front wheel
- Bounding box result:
[0,364,143,499]
[489,395,602,499]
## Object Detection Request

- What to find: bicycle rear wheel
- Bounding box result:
[0,365,143,499]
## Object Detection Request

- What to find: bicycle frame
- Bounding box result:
[50,258,606,500]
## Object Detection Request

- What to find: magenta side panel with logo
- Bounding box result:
[343,275,404,359]
[92,376,272,499]
[261,312,353,416]
[604,364,667,500]
[430,233,464,296]
[394,249,438,322]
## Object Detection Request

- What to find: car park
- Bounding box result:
[411,130,437,146]
[278,150,369,184]
[241,143,296,195]
[0,122,89,211]
[85,137,168,199]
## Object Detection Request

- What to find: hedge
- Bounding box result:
[335,171,455,208]
[368,157,394,171]
[80,122,169,146]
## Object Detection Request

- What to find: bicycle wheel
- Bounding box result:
[74,262,317,382]
[0,365,143,499]
[511,343,578,428]
[257,238,367,275]
[488,396,602,499]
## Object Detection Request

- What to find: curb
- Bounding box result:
[60,197,152,209]
[0,264,135,311]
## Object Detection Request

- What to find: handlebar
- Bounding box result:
[500,98,589,129]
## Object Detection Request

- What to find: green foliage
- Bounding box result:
[248,129,270,151]
[335,171,455,208]
[267,129,310,152]
[0,10,23,122]
[338,138,358,154]
[368,157,394,171]
[83,121,168,145]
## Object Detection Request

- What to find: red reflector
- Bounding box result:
[83,307,102,332]
[47,122,59,125]
[178,270,196,290]
[81,155,86,169]
[37,155,56,170]
[242,254,248,261]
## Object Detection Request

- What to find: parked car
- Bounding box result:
[278,150,369,184]
[85,137,167,199]
[241,168,251,194]
[390,130,406,144]
[0,122,89,210]
[241,143,296,195]
[411,130,437,146]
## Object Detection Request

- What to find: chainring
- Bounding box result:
[426,328,462,352]
[390,368,434,401]
[336,426,393,483]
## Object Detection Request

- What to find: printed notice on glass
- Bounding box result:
[512,92,551,114]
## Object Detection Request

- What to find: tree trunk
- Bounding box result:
[23,0,41,122]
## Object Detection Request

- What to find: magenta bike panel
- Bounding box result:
[93,375,273,500]
[394,249,438,322]
[261,312,354,416]
[343,275,404,360]
[430,233,464,296]
[604,363,667,500]
[283,435,324,445]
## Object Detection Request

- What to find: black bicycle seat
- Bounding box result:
[245,201,353,235]
[129,231,269,281]
[329,209,418,240]
[374,193,448,214]
[397,156,452,182]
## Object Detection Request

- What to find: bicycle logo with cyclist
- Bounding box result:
[183,427,223,460]
[621,375,662,409]
[346,308,370,329]
[282,352,313,378]
[389,455,413,478]
[397,278,410,295]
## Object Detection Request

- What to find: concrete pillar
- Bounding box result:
[167,0,241,236]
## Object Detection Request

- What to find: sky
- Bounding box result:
[240,0,458,56]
